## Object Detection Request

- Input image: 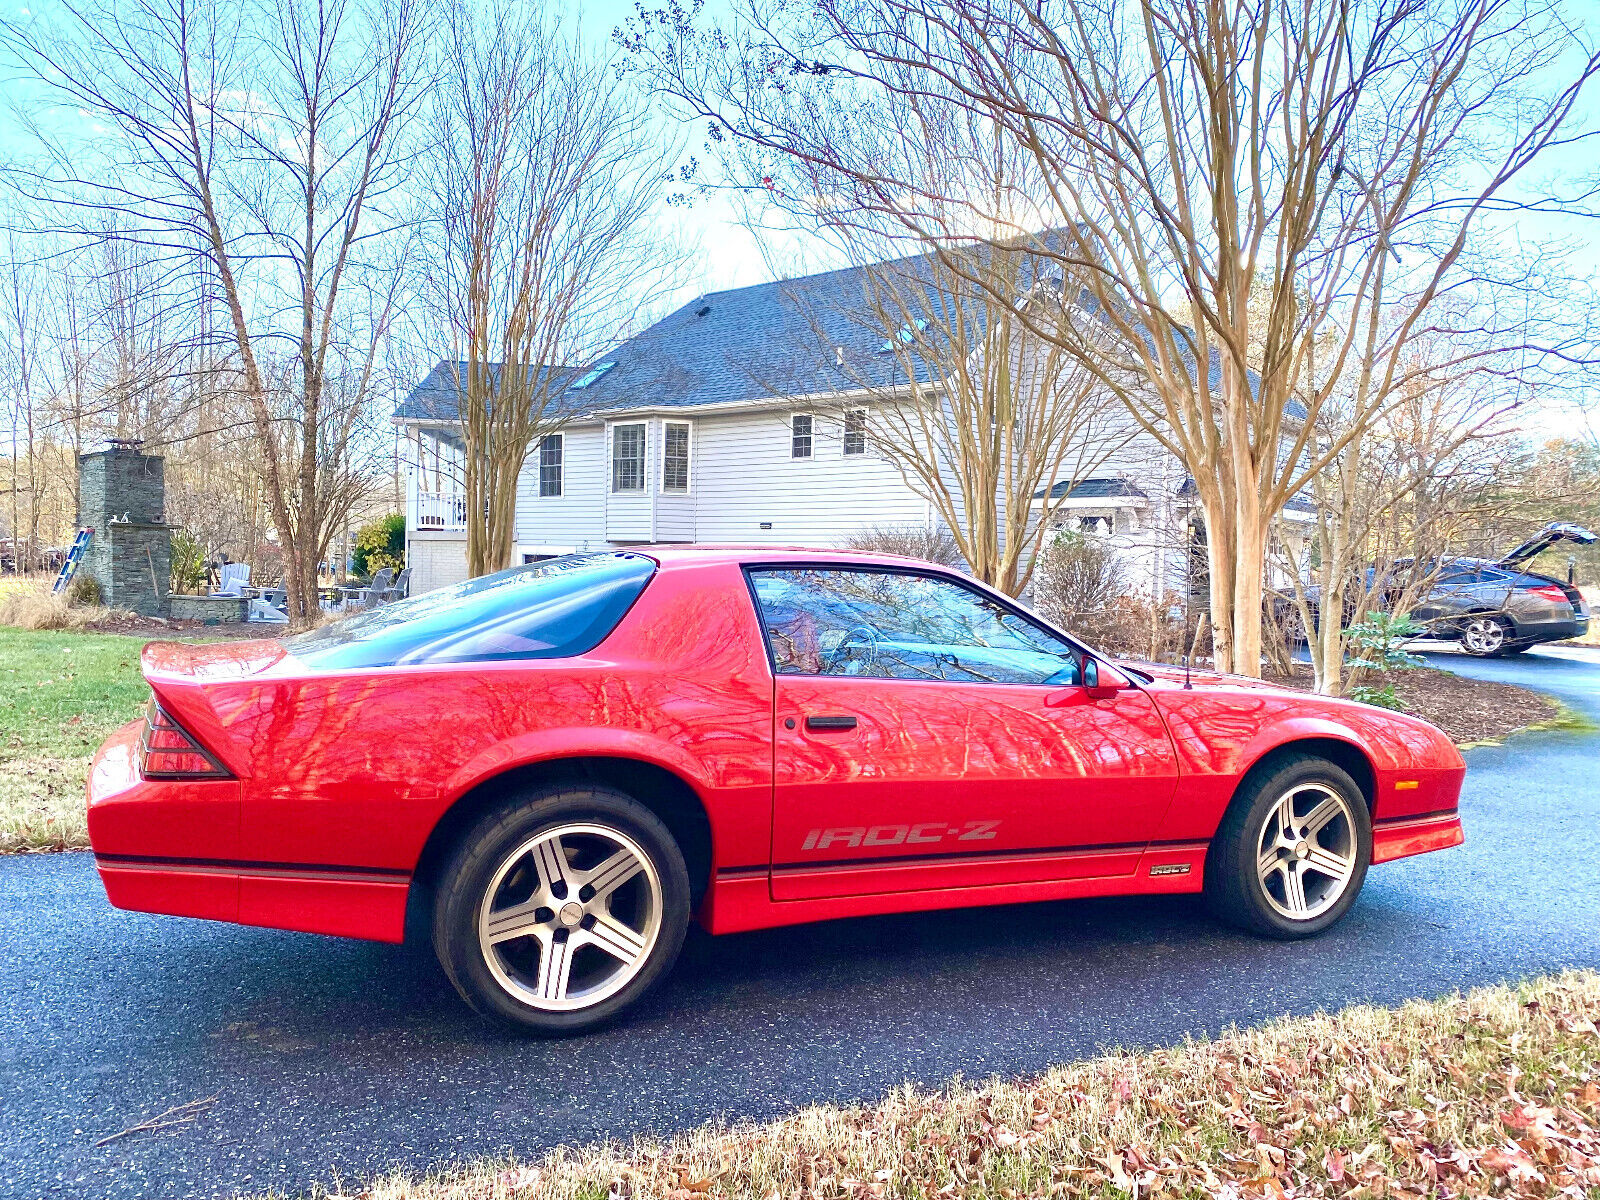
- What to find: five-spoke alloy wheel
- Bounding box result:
[1206,753,1372,938]
[434,787,690,1035]
[478,823,663,1011]
[1253,783,1359,921]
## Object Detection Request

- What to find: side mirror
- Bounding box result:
[1083,657,1129,700]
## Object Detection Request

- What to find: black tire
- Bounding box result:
[432,785,690,1036]
[1205,753,1372,939]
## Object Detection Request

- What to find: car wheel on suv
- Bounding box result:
[432,785,691,1035]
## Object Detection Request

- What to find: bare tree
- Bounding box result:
[1277,344,1525,694]
[3,0,426,623]
[1,233,45,572]
[424,3,689,576]
[785,238,1130,595]
[626,0,1600,674]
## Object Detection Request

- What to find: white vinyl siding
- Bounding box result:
[606,421,652,540]
[514,422,607,550]
[693,407,928,545]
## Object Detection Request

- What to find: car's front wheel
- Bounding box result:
[432,785,690,1035]
[1205,754,1371,939]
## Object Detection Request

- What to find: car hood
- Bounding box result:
[1497,521,1597,568]
[1116,659,1290,692]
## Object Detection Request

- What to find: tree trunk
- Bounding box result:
[1231,501,1266,679]
[1198,492,1235,674]
[1315,591,1344,696]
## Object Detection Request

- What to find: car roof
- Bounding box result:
[634,544,951,571]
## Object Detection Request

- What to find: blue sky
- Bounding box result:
[2,0,1596,437]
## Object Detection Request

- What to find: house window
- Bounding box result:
[791,413,813,459]
[612,423,645,492]
[843,408,867,456]
[662,421,690,492]
[537,434,563,497]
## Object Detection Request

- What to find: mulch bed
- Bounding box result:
[1265,663,1560,746]
[81,612,270,640]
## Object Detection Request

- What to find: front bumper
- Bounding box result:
[1372,812,1464,863]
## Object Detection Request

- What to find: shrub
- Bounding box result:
[843,522,965,569]
[352,512,405,578]
[1344,611,1424,709]
[1031,533,1198,661]
[169,529,208,595]
[64,572,103,608]
[1033,531,1122,626]
[0,580,98,630]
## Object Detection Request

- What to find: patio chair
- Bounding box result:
[247,585,288,623]
[212,562,250,597]
[347,566,393,609]
[380,567,412,605]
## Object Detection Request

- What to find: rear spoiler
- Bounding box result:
[1496,522,1597,568]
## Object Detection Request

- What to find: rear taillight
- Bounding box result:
[138,698,231,780]
[1527,584,1570,604]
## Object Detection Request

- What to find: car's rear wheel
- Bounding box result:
[1459,614,1512,656]
[1205,754,1371,939]
[432,785,690,1035]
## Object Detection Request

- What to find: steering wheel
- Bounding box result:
[829,624,881,673]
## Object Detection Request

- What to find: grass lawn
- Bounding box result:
[272,970,1600,1200]
[0,627,151,852]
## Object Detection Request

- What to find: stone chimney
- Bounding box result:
[76,444,172,617]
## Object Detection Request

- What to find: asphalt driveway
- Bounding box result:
[3,645,1598,1199]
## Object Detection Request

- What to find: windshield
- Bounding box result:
[284,553,656,669]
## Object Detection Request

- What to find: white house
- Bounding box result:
[394,256,1310,597]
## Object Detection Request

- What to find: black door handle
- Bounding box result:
[805,715,857,730]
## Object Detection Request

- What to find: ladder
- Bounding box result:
[52,527,94,594]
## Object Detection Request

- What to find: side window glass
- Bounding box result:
[749,569,1081,686]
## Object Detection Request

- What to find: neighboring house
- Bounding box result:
[394,255,1311,597]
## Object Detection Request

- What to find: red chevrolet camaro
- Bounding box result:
[88,547,1465,1034]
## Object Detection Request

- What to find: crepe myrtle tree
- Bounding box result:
[423,2,690,577]
[1274,332,1530,696]
[623,0,1600,674]
[1267,321,1542,694]
[2,0,426,626]
[775,236,1131,597]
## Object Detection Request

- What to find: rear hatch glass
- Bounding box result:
[284,552,656,669]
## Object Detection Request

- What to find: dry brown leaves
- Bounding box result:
[330,972,1600,1200]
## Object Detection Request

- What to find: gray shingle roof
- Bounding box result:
[1177,476,1318,515]
[394,246,1287,424]
[1033,477,1151,501]
[394,363,582,423]
[394,255,973,425]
